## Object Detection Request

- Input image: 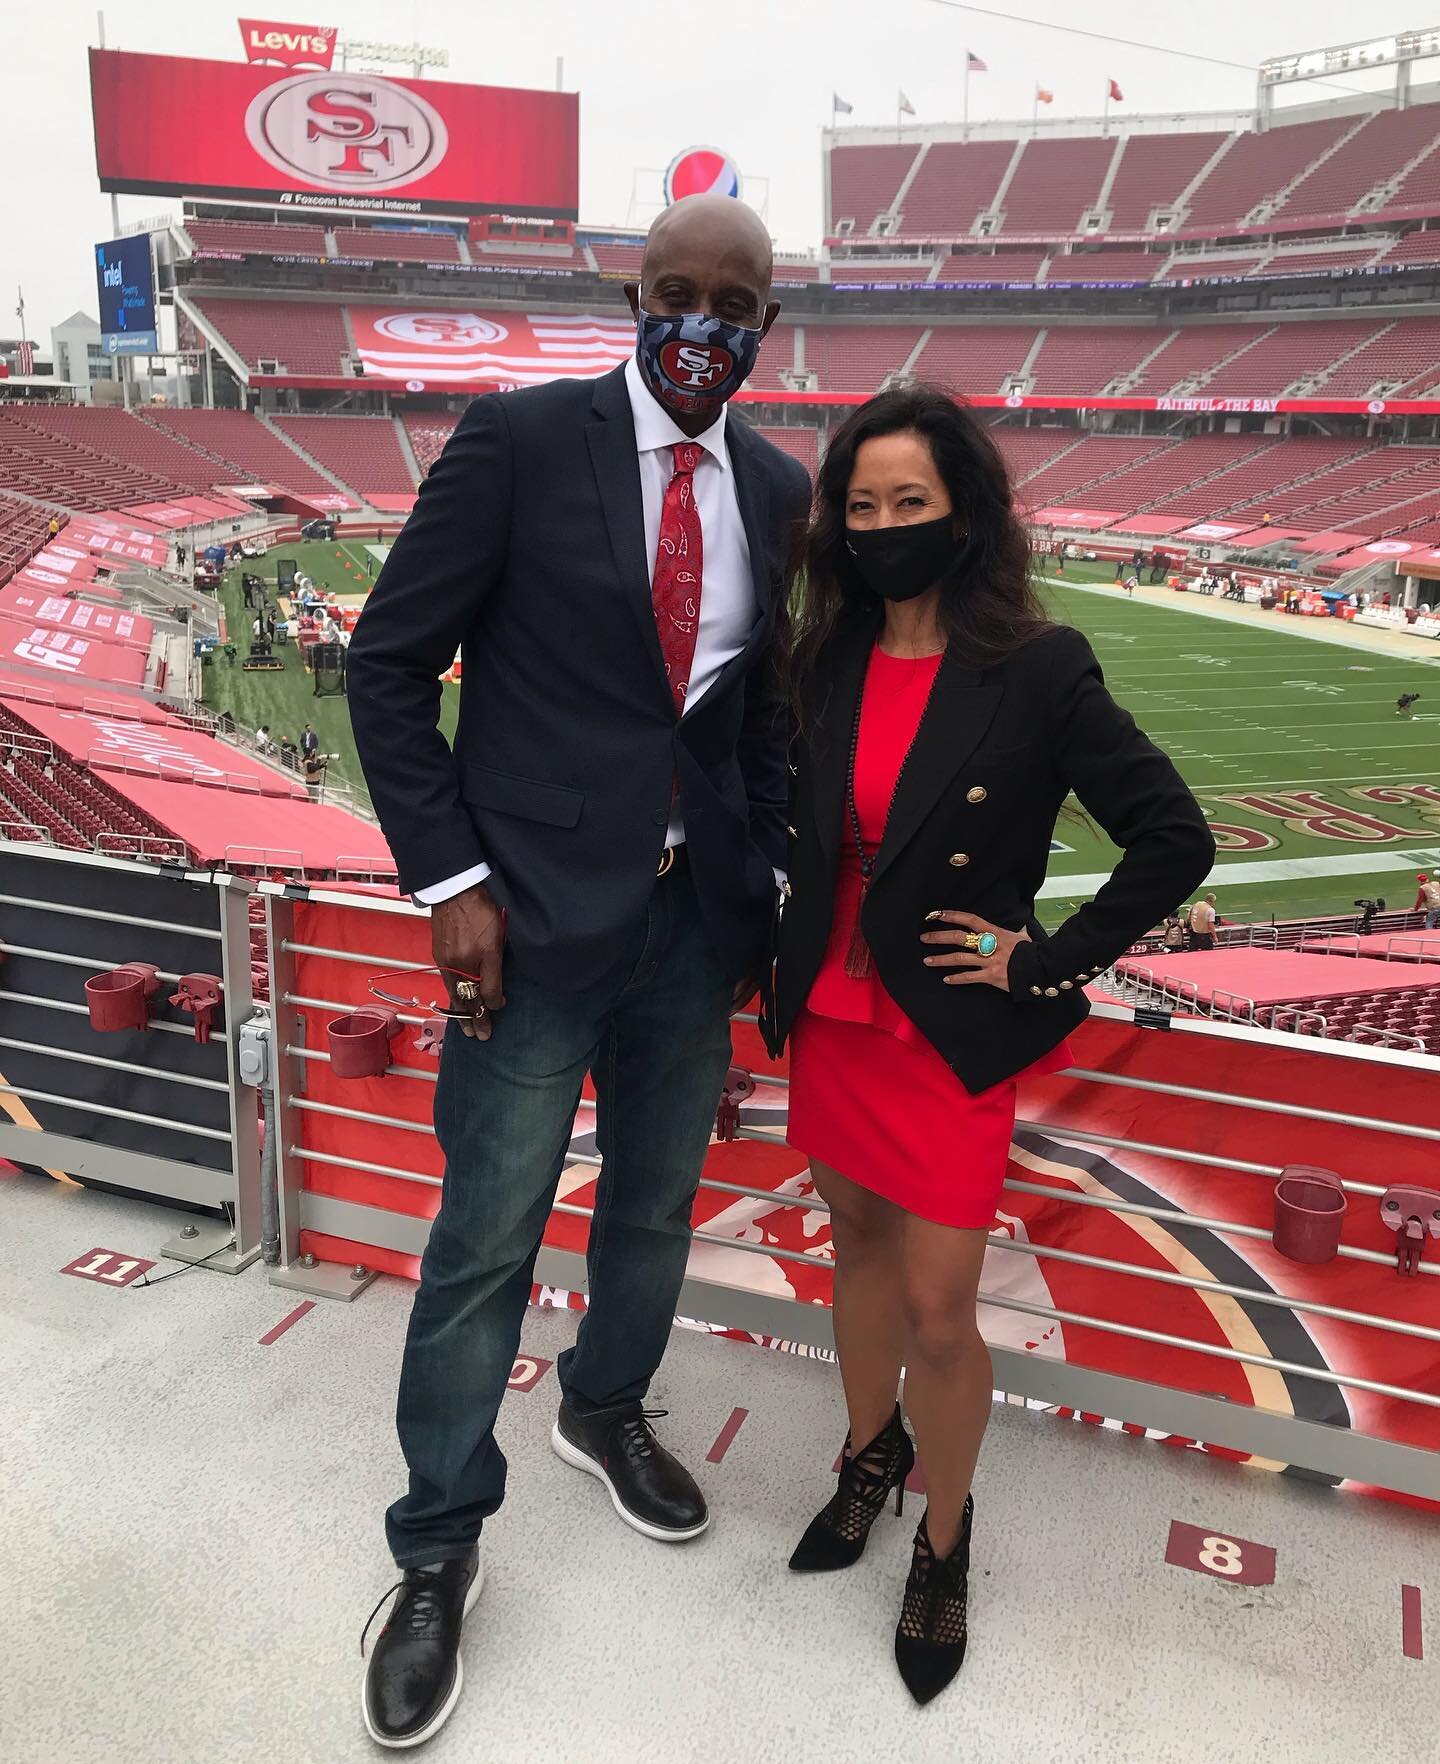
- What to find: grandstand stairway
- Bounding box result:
[253,412,369,508]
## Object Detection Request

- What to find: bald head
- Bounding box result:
[643,194,773,288]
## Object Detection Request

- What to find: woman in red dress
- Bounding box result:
[770,386,1213,1704]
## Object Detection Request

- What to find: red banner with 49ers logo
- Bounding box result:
[88,49,578,218]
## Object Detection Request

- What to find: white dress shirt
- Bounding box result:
[415,357,759,905]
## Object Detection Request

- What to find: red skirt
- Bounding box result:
[786,1007,1072,1230]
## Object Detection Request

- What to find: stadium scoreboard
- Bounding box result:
[95,235,158,355]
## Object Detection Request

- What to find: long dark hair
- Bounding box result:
[789,383,1052,713]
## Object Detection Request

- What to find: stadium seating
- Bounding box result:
[469,244,586,273]
[1154,253,1271,283]
[830,106,1440,242]
[186,219,329,259]
[1197,438,1368,519]
[1011,436,1178,510]
[827,261,933,285]
[332,229,463,265]
[1026,327,1158,395]
[1104,132,1228,230]
[1044,252,1166,285]
[140,408,338,499]
[993,427,1090,485]
[1379,228,1440,266]
[0,491,54,588]
[754,426,819,474]
[589,241,643,278]
[0,702,187,859]
[807,326,924,392]
[270,415,414,499]
[1270,105,1440,224]
[892,140,1014,238]
[1201,319,1381,396]
[188,298,351,376]
[935,250,1048,284]
[830,143,922,234]
[748,322,801,392]
[1128,324,1268,392]
[998,137,1119,236]
[403,412,459,475]
[0,408,191,511]
[1259,243,1385,278]
[909,325,1040,390]
[17,407,219,492]
[1314,316,1440,397]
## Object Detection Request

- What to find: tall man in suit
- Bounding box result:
[347,196,811,1749]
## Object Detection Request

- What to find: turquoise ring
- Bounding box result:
[969,931,999,958]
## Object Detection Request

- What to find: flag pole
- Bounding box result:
[1032,88,1037,129]
[1103,80,1110,136]
[963,61,970,138]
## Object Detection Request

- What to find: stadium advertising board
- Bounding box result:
[95,236,158,356]
[89,49,578,218]
[239,18,337,68]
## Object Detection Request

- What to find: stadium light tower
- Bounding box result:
[1258,26,1440,123]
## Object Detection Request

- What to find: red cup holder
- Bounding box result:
[1273,1164,1347,1263]
[327,1007,400,1079]
[84,963,161,1033]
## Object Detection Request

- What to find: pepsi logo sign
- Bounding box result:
[660,340,734,390]
[244,72,449,192]
[664,146,741,206]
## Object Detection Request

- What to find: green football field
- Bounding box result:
[199,547,1440,927]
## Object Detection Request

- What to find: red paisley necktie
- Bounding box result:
[651,441,704,717]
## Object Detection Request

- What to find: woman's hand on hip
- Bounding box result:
[920,911,1029,992]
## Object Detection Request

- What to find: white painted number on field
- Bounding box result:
[60,1247,155,1287]
[1165,1519,1276,1586]
[1282,679,1343,696]
[1094,630,1138,643]
[1199,1535,1246,1576]
[1179,653,1231,667]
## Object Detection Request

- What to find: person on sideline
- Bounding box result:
[345,194,809,1750]
[1188,891,1220,949]
[1421,874,1440,930]
[769,385,1213,1706]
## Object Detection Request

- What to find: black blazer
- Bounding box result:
[346,366,812,990]
[771,612,1215,1093]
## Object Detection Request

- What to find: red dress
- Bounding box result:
[786,646,1073,1229]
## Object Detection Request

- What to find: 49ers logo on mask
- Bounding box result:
[634,303,764,417]
[659,340,735,390]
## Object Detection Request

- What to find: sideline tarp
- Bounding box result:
[0,585,152,650]
[12,701,307,798]
[102,773,395,871]
[0,615,146,685]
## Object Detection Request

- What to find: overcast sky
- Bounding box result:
[3,0,1434,340]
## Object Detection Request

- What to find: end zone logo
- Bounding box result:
[244,72,449,192]
[372,312,508,348]
[240,19,337,69]
[660,340,733,389]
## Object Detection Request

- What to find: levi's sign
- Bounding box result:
[239,19,337,69]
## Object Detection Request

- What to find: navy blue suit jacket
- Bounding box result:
[346,365,812,989]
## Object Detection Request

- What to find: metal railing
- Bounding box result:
[0,840,262,1270]
[253,883,1440,1500]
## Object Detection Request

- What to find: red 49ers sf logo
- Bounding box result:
[244,72,449,191]
[660,340,734,389]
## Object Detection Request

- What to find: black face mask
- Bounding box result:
[843,514,963,602]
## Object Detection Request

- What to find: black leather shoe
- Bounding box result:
[551,1399,709,1541]
[361,1548,482,1748]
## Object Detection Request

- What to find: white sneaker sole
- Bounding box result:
[361,1561,484,1750]
[550,1422,710,1542]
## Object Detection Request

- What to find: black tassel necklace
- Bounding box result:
[842,653,945,979]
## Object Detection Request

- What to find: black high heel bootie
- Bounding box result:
[894,1495,974,1705]
[788,1403,915,1572]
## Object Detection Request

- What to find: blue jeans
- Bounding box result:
[385,861,735,1566]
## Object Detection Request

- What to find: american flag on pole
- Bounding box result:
[17,339,34,376]
[967,52,988,72]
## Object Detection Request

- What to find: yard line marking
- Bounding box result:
[707,1407,750,1464]
[260,1301,315,1345]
